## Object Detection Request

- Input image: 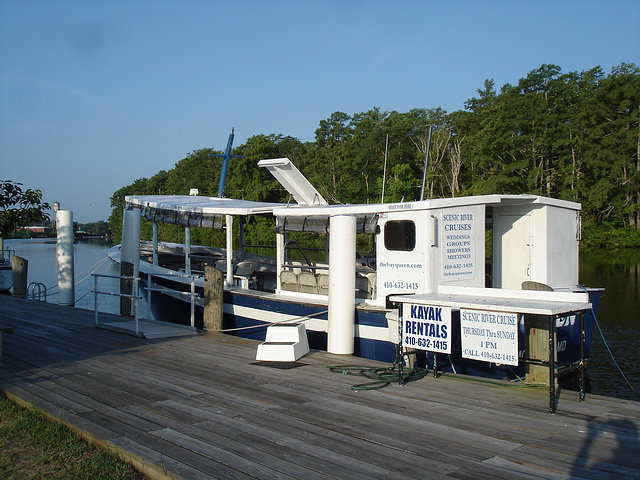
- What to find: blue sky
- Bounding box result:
[1,0,638,223]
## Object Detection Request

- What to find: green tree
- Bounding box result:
[580,63,640,227]
[0,180,50,256]
[231,134,301,202]
[107,62,640,247]
[310,112,353,203]
[164,149,217,196]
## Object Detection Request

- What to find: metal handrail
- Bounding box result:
[283,239,314,268]
[92,273,142,335]
[27,282,47,302]
[144,272,201,329]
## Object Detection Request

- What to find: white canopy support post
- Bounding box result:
[276,228,285,291]
[121,208,141,316]
[56,209,75,306]
[152,221,158,266]
[225,215,233,286]
[327,215,356,355]
[185,226,191,276]
[239,217,245,259]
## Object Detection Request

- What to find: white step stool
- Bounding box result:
[256,323,309,362]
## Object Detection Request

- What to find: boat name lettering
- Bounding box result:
[378,261,423,269]
[556,315,576,327]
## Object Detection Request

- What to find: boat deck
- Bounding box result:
[1,294,639,480]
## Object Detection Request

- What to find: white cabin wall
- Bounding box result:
[493,208,532,289]
[492,204,579,290]
[375,205,485,304]
[375,210,428,303]
[543,206,579,288]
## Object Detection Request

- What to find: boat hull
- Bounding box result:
[140,273,600,381]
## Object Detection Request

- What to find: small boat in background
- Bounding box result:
[0,250,12,293]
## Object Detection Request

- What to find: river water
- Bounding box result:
[4,238,639,401]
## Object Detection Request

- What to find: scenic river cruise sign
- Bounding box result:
[460,309,519,366]
[441,209,476,282]
[403,304,452,354]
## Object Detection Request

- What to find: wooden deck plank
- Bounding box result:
[1,294,639,480]
[502,445,637,480]
[153,426,342,480]
[190,412,458,479]
[112,431,259,480]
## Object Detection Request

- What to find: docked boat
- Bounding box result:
[0,258,11,293]
[109,156,601,381]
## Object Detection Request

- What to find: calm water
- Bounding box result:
[4,238,640,400]
[580,249,640,401]
[4,237,145,316]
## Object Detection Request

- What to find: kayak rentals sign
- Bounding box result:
[403,304,452,354]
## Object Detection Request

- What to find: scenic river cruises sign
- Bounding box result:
[403,304,452,354]
[460,309,519,366]
[441,209,476,282]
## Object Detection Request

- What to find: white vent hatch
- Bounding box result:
[258,158,327,206]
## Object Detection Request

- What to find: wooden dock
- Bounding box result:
[1,294,639,480]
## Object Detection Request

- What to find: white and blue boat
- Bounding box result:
[109,138,601,381]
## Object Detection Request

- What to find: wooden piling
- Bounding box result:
[525,315,555,384]
[119,261,134,317]
[203,264,224,331]
[522,281,555,385]
[11,255,27,298]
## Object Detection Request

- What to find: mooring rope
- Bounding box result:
[73,256,113,303]
[578,285,640,399]
[211,309,329,334]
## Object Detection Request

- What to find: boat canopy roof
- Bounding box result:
[125,193,581,230]
[125,195,285,228]
[271,194,581,218]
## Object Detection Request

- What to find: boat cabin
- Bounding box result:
[271,194,581,306]
[124,158,582,307]
[258,158,581,305]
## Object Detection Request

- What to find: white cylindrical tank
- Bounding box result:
[120,208,141,317]
[56,210,75,306]
[121,208,141,275]
[327,215,356,354]
[225,215,233,286]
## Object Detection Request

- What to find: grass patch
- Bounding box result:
[0,393,145,480]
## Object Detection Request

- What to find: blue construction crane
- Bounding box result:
[210,128,245,197]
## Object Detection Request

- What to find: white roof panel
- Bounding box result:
[125,195,283,216]
[258,158,327,206]
[270,194,581,217]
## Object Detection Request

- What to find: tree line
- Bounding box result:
[110,63,640,248]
